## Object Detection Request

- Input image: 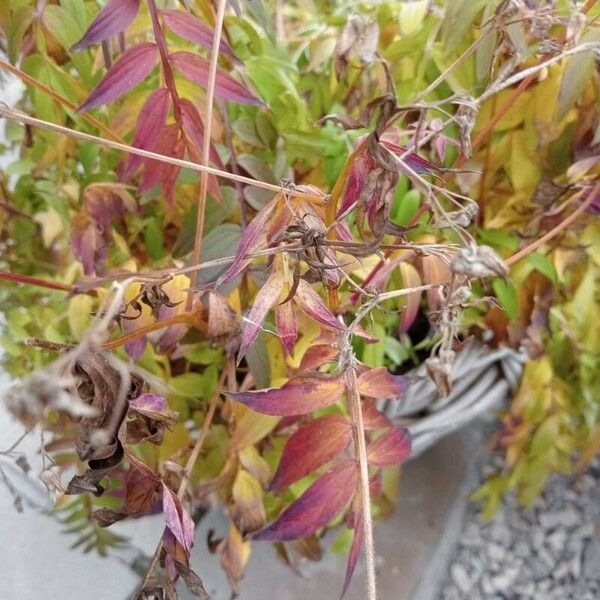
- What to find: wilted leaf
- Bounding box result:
[239,268,285,358]
[227,372,345,416]
[253,459,358,541]
[398,262,422,333]
[162,484,195,552]
[231,469,266,533]
[79,42,158,111]
[270,414,352,491]
[366,426,411,467]
[294,279,346,332]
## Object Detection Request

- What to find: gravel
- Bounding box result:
[440,456,600,599]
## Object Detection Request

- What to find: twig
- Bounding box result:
[344,365,376,600]
[188,0,228,305]
[0,269,79,293]
[0,105,314,198]
[506,184,598,265]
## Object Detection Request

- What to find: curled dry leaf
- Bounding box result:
[39,465,66,500]
[270,414,352,491]
[451,244,509,279]
[334,16,380,79]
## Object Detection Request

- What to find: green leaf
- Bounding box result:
[527,253,557,284]
[492,278,518,321]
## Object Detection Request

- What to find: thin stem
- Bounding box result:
[344,366,376,600]
[188,0,228,305]
[102,314,206,351]
[0,105,315,198]
[147,0,183,124]
[506,185,598,266]
[0,269,78,293]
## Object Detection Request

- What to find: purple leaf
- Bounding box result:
[253,459,358,541]
[381,140,439,174]
[170,51,264,106]
[78,42,158,112]
[239,269,285,358]
[129,392,167,413]
[294,279,346,331]
[160,9,239,62]
[121,87,171,179]
[216,198,275,286]
[366,426,411,467]
[71,0,140,52]
[162,484,195,552]
[270,414,352,492]
[226,372,345,416]
[341,515,363,598]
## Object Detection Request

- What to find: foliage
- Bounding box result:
[1,0,600,598]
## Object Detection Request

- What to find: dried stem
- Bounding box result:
[0,105,315,198]
[188,0,228,305]
[506,185,598,266]
[0,269,78,294]
[345,365,376,600]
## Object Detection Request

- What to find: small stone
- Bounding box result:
[532,527,545,550]
[572,523,596,539]
[547,529,567,556]
[480,574,495,595]
[514,541,531,558]
[450,563,472,593]
[539,509,579,530]
[570,550,582,578]
[583,538,600,580]
[487,542,506,563]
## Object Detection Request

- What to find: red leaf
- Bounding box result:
[357,367,408,399]
[239,269,285,358]
[381,140,439,173]
[71,0,140,52]
[170,51,264,106]
[270,414,352,491]
[162,484,195,552]
[227,372,345,416]
[180,98,225,170]
[253,459,358,541]
[78,42,158,111]
[366,426,411,467]
[361,398,393,430]
[121,87,171,179]
[298,344,339,372]
[294,279,346,331]
[275,300,297,355]
[342,514,363,598]
[124,458,161,514]
[160,9,238,62]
